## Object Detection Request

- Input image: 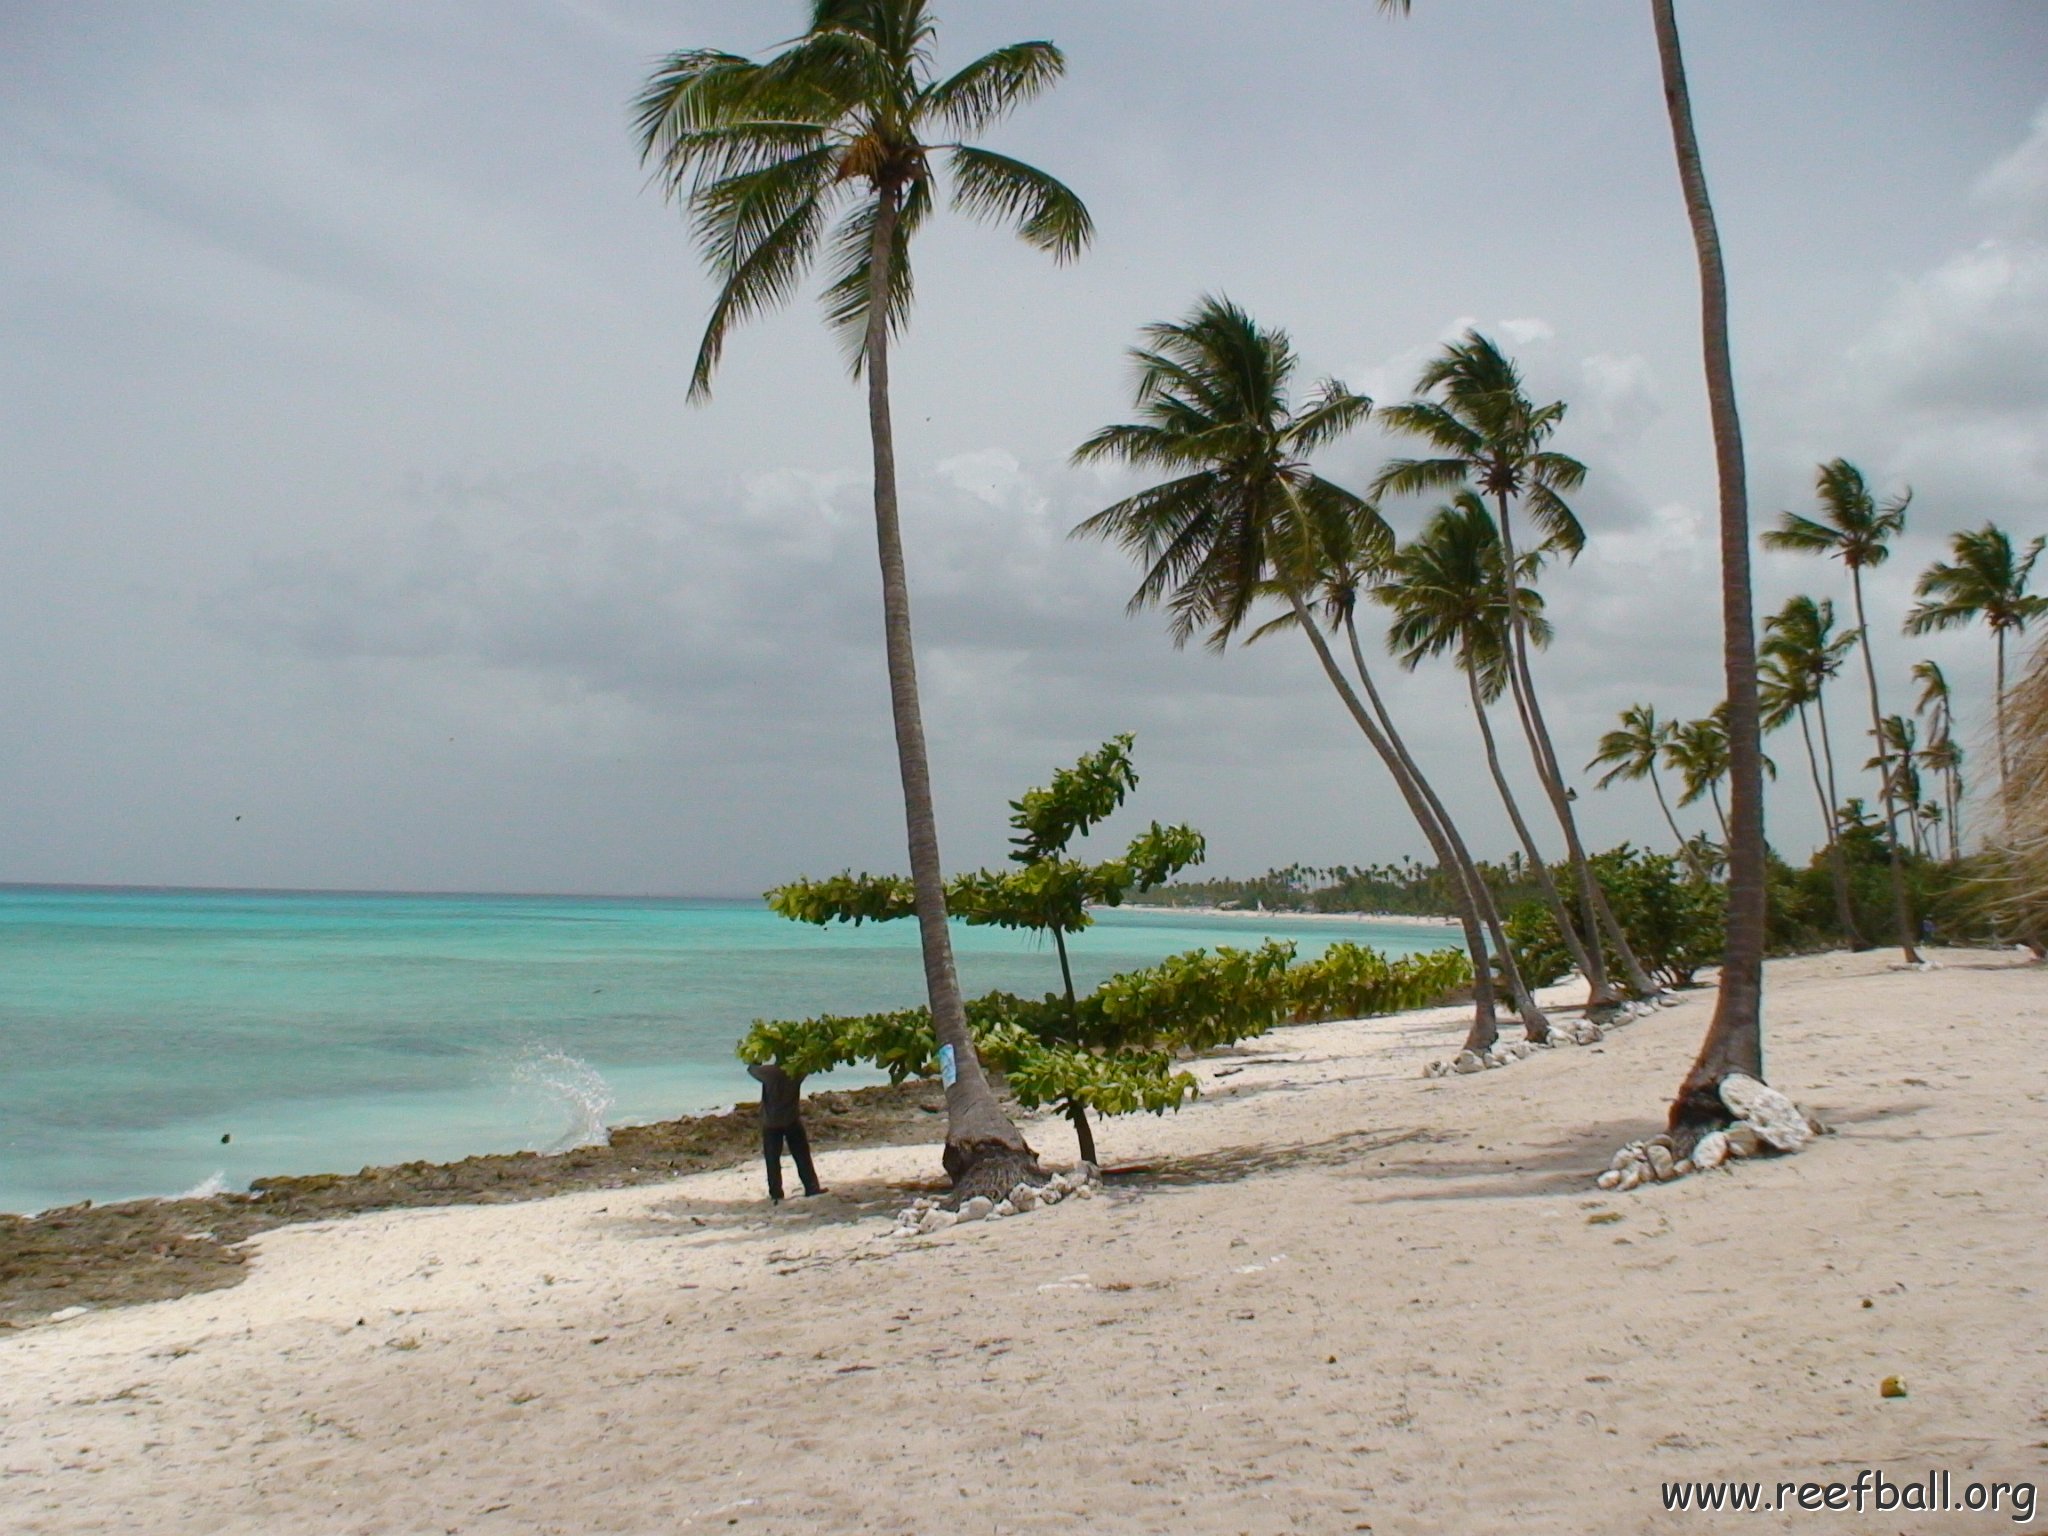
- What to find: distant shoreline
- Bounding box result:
[1119,903,1458,929]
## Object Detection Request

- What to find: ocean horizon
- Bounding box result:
[0,883,1453,1214]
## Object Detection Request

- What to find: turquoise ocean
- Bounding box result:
[0,885,1454,1214]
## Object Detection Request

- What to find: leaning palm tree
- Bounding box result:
[1382,495,1602,991]
[1904,523,2047,827]
[1071,296,1528,1057]
[1864,714,1925,857]
[1662,708,1761,847]
[1764,459,1921,963]
[1253,501,1556,1043]
[1762,594,1863,941]
[1665,712,1735,843]
[1913,658,1966,860]
[1373,333,1659,1010]
[636,0,1092,1191]
[1589,703,1703,879]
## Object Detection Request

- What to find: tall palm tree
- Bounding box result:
[1376,0,1771,1144]
[1762,594,1863,942]
[1382,495,1602,990]
[636,0,1091,1191]
[1648,0,1772,1143]
[1764,459,1921,963]
[1589,703,1702,879]
[1071,296,1531,1057]
[1904,523,2048,827]
[1373,333,1659,1010]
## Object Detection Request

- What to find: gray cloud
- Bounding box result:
[4,2,2046,893]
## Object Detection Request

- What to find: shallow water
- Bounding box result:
[0,886,1451,1212]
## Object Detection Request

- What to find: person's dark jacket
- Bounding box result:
[748,1063,803,1130]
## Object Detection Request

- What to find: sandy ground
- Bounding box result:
[2,949,2043,1535]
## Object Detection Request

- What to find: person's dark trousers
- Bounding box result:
[763,1124,821,1201]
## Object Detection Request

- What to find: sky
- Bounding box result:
[3,0,2045,897]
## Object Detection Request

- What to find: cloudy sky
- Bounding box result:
[3,1,2045,897]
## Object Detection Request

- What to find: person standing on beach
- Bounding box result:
[749,1062,821,1202]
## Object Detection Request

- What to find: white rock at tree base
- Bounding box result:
[1724,1123,1764,1158]
[1596,1169,1623,1190]
[1452,1051,1485,1075]
[956,1196,993,1224]
[1719,1074,1814,1153]
[993,1200,1016,1217]
[1691,1131,1730,1170]
[1010,1184,1040,1211]
[917,1208,957,1234]
[1646,1145,1677,1181]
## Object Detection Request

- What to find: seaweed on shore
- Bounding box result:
[0,1080,954,1328]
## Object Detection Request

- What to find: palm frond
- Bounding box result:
[1283,380,1374,457]
[819,176,930,371]
[1373,400,1481,462]
[1522,481,1586,559]
[1762,510,1841,556]
[1370,455,1471,500]
[688,179,836,398]
[922,40,1065,136]
[946,144,1093,261]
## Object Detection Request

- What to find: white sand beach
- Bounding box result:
[3,949,2043,1534]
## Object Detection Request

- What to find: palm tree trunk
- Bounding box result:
[1499,626,1655,1003]
[1707,781,1730,844]
[1849,566,1922,963]
[1049,928,1097,1164]
[862,182,1036,1193]
[1948,750,1963,861]
[1997,626,2012,835]
[1650,764,1709,880]
[1811,684,1868,946]
[1798,701,1862,945]
[1345,618,1551,1042]
[1652,0,1769,1150]
[1282,590,1504,1055]
[1463,659,1595,989]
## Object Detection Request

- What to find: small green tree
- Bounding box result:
[766,735,1206,1162]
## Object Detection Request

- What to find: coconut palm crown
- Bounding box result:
[1072,296,1380,650]
[635,0,1092,398]
[1379,492,1551,700]
[1369,331,1588,557]
[1762,459,1910,575]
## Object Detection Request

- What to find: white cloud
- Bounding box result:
[1576,352,1662,445]
[1973,101,2048,231]
[1498,316,1556,347]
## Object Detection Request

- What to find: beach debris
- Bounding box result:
[1595,1074,1831,1192]
[885,1163,1100,1239]
[1881,1375,1908,1398]
[1422,1006,1638,1078]
[1718,1074,1817,1153]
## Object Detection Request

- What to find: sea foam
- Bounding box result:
[513,1047,616,1152]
